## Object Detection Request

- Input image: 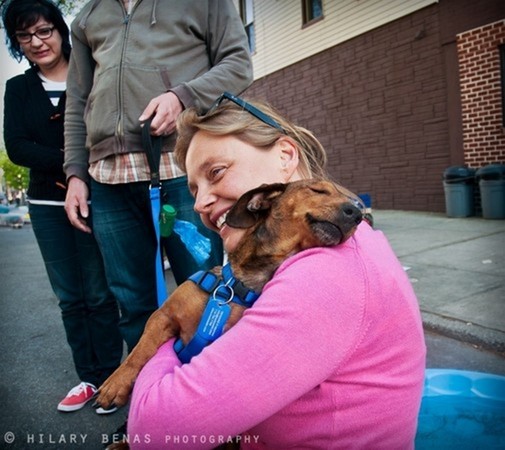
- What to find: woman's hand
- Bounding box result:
[64,177,92,233]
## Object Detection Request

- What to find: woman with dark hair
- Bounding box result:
[2,0,123,414]
[2,0,71,64]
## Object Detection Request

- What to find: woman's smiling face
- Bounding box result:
[186,131,302,253]
[17,18,63,71]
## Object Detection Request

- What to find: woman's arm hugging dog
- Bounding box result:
[95,179,363,409]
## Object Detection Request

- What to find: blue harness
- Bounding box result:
[173,263,260,363]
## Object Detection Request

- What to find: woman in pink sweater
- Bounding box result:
[128,94,426,449]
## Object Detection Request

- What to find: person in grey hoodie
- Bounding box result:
[63,0,253,357]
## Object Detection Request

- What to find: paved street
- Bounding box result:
[0,225,128,450]
[0,211,504,449]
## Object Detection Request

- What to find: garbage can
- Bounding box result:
[476,164,505,219]
[358,193,373,227]
[443,166,476,218]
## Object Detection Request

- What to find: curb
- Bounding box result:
[422,311,505,357]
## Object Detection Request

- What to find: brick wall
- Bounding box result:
[245,1,504,212]
[246,5,449,212]
[458,20,505,168]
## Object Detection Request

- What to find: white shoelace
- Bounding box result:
[66,382,96,397]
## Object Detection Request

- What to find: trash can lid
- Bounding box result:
[443,166,476,181]
[476,164,505,180]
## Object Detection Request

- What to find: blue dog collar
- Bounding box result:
[174,263,260,363]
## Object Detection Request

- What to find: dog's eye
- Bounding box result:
[309,187,330,195]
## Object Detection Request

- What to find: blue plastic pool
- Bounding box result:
[415,369,505,449]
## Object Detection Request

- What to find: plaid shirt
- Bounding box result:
[89,152,184,184]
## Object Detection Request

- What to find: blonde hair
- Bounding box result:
[174,98,328,179]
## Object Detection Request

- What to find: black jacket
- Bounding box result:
[3,67,67,201]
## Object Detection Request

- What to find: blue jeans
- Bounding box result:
[91,176,223,352]
[29,203,123,387]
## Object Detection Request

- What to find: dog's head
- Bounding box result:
[226,179,363,271]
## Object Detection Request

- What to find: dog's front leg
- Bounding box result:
[96,279,208,408]
[96,302,180,408]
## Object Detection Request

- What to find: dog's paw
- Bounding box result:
[96,369,137,408]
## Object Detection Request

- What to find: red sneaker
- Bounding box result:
[57,382,97,412]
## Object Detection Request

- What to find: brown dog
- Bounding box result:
[96,179,362,412]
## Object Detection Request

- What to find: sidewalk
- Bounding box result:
[372,210,505,356]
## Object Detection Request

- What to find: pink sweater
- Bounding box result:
[128,222,426,449]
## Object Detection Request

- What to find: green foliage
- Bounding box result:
[0,150,29,191]
[54,0,87,16]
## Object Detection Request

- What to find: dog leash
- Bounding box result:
[173,263,260,363]
[142,117,167,307]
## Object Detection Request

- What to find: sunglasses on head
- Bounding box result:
[208,92,287,134]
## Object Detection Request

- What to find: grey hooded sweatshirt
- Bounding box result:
[64,0,253,182]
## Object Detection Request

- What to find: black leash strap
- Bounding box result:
[142,117,162,188]
[142,117,168,306]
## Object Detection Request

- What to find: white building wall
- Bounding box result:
[251,0,438,79]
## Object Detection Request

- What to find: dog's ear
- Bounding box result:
[226,183,288,228]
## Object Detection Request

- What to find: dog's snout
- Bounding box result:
[342,203,363,225]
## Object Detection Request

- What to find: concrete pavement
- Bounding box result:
[372,210,505,355]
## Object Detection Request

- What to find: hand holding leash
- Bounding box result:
[139,92,183,136]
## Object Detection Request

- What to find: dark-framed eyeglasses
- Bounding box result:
[208,92,287,134]
[15,26,55,44]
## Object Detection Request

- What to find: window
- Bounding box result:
[240,0,255,54]
[302,0,323,26]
